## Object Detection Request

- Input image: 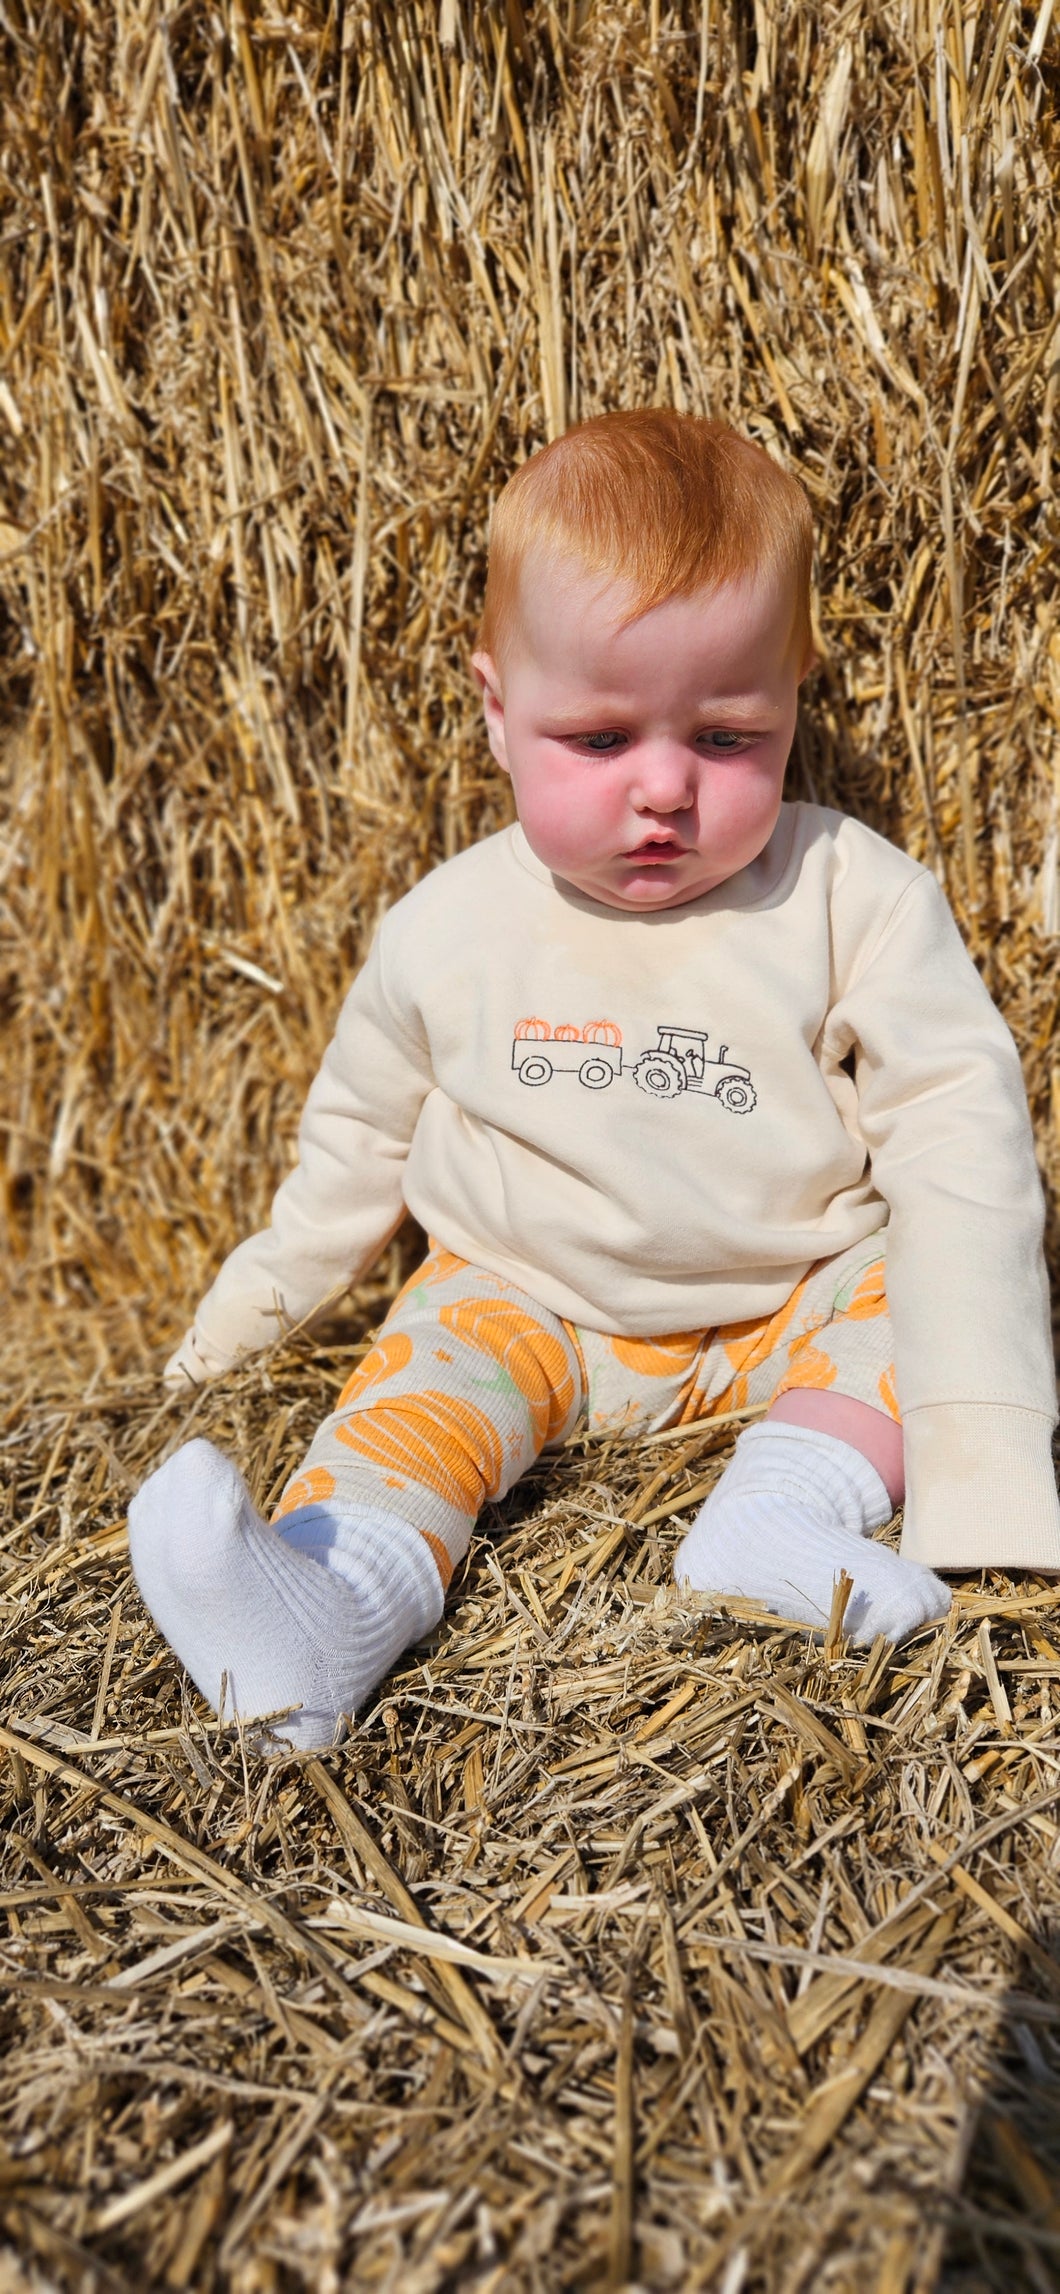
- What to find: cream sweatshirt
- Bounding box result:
[176,805,1060,1570]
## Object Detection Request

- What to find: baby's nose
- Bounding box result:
[630,743,696,810]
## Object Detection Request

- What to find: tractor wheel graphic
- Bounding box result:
[517,1054,553,1086]
[578,1056,616,1089]
[715,1076,757,1113]
[632,1053,685,1099]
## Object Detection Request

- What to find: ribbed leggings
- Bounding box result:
[274,1232,897,1599]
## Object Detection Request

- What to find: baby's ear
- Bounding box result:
[800,611,825,682]
[471,650,510,773]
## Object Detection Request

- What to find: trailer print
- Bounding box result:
[511,1019,757,1112]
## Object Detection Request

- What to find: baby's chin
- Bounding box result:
[554,859,723,911]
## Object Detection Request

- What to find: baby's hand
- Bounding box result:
[163,1327,232,1388]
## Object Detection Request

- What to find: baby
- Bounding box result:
[130,409,1060,1748]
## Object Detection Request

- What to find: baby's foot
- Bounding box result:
[128,1438,443,1747]
[673,1422,950,1645]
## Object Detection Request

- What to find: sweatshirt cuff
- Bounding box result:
[193,1290,289,1366]
[899,1403,1060,1570]
[164,1330,246,1376]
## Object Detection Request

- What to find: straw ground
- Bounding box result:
[2,2,1060,2287]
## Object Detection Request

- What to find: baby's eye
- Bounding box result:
[700,728,751,752]
[580,730,626,752]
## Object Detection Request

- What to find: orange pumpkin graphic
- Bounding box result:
[582,1019,622,1045]
[778,1335,838,1392]
[273,1464,337,1521]
[388,1244,468,1313]
[439,1297,576,1445]
[877,1365,901,1421]
[838,1260,888,1321]
[722,1280,807,1382]
[337,1328,415,1408]
[606,1331,701,1377]
[419,1528,455,1590]
[335,1391,506,1514]
[514,1016,551,1039]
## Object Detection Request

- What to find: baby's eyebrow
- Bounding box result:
[694,686,780,709]
[540,708,628,731]
[696,696,788,722]
[538,693,783,730]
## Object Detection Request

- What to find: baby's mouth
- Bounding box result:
[625,836,685,862]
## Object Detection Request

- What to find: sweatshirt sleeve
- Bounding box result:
[828,869,1059,1568]
[177,919,433,1376]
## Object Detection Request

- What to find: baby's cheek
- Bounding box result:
[523,770,612,858]
[715,763,783,840]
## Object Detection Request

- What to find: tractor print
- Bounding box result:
[512,1019,757,1112]
[631,1027,757,1112]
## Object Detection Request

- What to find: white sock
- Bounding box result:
[673,1420,951,1644]
[128,1438,444,1748]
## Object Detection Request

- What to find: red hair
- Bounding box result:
[478,409,813,664]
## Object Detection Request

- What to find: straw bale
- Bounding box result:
[2,2,1060,2286]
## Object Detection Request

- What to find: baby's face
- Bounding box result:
[473,559,807,911]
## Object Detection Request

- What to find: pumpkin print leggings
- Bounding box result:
[274,1231,898,1599]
